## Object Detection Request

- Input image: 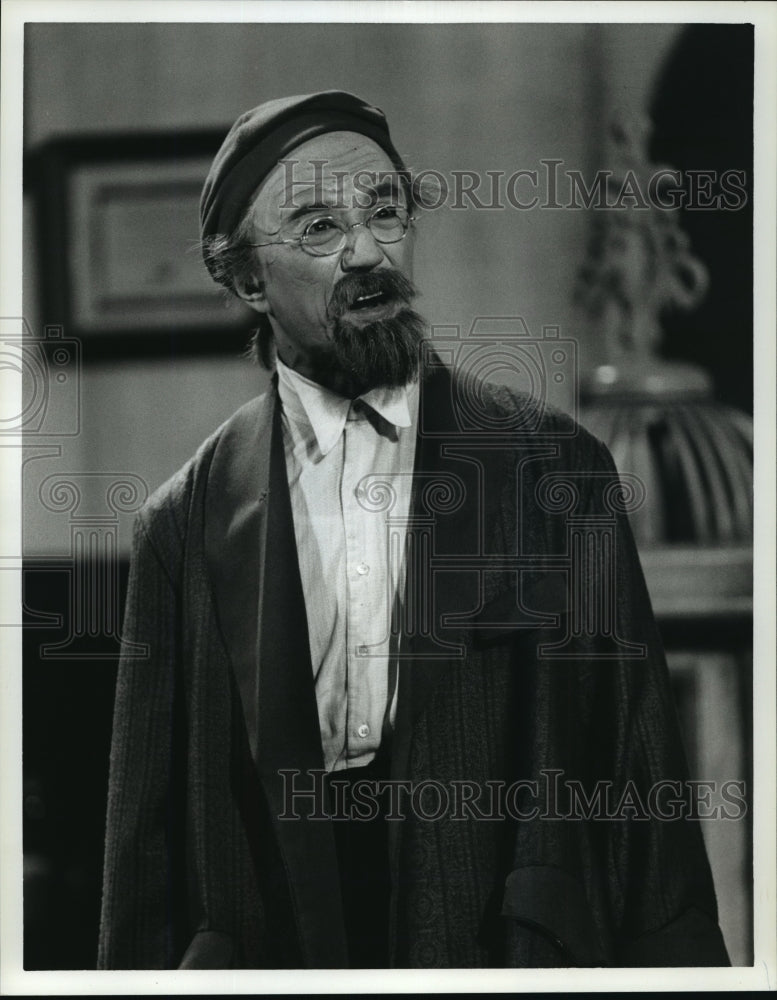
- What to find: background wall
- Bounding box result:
[22,21,681,558]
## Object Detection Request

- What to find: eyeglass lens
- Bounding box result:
[303,207,411,255]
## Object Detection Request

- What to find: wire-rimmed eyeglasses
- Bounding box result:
[242,205,415,258]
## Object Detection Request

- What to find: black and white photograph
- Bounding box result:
[1,0,775,993]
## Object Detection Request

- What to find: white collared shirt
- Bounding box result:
[276,358,419,772]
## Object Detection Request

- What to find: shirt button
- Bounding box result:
[357,644,369,656]
[357,724,370,739]
[356,562,370,576]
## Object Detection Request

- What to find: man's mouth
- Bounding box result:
[350,290,390,310]
[329,269,417,324]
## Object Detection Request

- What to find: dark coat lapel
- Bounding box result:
[201,365,481,782]
[204,392,273,764]
[390,353,510,782]
[204,386,347,968]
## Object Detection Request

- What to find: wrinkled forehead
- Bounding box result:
[248,130,402,233]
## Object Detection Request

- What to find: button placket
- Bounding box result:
[342,421,374,758]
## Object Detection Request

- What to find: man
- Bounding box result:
[98,91,729,969]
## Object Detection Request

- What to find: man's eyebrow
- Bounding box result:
[370,177,403,196]
[360,177,405,203]
[283,201,333,224]
[281,177,406,223]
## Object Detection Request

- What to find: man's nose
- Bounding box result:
[339,222,385,270]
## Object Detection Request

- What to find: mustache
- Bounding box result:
[328,269,417,319]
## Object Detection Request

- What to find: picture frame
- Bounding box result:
[25,132,256,358]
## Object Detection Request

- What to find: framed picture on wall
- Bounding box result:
[26,132,256,357]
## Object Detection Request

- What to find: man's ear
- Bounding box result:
[234,273,270,314]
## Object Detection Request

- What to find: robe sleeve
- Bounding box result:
[583,438,731,966]
[503,428,731,967]
[97,503,186,969]
[594,438,732,966]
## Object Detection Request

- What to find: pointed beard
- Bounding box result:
[331,306,427,391]
[327,269,425,392]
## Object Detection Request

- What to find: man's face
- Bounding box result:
[238,131,423,394]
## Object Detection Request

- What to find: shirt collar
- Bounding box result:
[276,357,415,456]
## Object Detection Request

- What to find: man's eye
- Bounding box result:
[372,205,400,220]
[305,217,339,235]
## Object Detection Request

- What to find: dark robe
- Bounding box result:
[97,354,729,969]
